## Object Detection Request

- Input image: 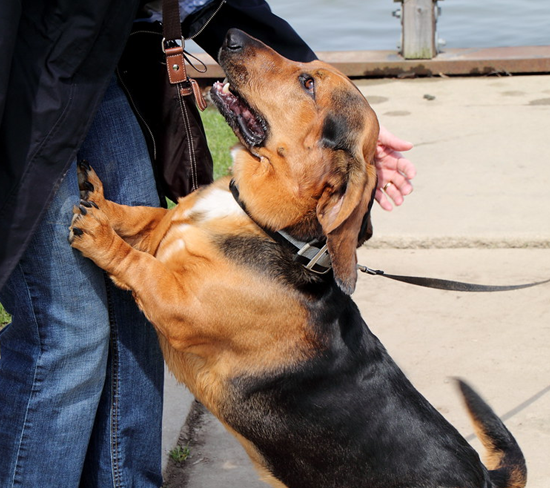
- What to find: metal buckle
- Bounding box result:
[161,37,184,54]
[298,243,331,274]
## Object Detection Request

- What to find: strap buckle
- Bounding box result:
[161,36,184,54]
[297,242,331,274]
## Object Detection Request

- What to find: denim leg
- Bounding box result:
[0,78,164,488]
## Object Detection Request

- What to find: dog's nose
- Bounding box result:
[223,29,244,52]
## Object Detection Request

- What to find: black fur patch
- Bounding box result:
[321,90,365,152]
[216,233,329,290]
[321,113,352,151]
[220,290,488,488]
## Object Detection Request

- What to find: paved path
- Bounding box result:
[161,74,550,487]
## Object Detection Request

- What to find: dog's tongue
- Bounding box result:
[211,81,266,146]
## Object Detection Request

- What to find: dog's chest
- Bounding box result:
[187,186,245,221]
[156,187,246,262]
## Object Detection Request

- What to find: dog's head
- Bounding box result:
[210,29,379,295]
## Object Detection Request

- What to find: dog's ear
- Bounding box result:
[316,152,377,295]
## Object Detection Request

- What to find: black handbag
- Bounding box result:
[117,0,214,203]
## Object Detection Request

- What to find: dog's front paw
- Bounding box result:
[69,199,116,262]
[77,160,106,207]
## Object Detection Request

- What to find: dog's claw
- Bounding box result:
[72,227,83,237]
[78,159,91,171]
[82,181,94,192]
[79,199,98,209]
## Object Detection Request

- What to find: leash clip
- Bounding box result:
[357,264,384,276]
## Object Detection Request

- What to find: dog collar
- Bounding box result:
[229,180,332,275]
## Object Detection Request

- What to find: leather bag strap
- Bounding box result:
[162,0,188,84]
[162,0,182,43]
[161,0,208,109]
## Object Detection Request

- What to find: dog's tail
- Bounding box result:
[457,379,527,488]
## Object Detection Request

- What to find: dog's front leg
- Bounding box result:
[69,203,193,347]
[77,160,170,253]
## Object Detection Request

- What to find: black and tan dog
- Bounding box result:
[69,29,526,488]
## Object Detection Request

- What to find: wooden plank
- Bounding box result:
[320,46,550,77]
[189,46,550,81]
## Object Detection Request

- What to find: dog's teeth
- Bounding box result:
[222,82,231,94]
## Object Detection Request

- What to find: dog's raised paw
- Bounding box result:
[76,161,105,204]
[68,200,111,251]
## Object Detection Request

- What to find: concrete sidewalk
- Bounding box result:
[161,74,550,487]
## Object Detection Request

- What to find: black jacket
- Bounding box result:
[0,0,315,291]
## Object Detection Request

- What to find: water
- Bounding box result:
[189,0,550,52]
[268,0,550,51]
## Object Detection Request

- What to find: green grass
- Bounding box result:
[0,106,236,328]
[1,305,10,330]
[169,444,191,463]
[167,105,236,209]
[201,106,238,180]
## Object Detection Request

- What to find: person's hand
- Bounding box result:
[374,126,416,211]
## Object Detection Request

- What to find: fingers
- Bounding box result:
[375,126,416,211]
[378,126,413,153]
[396,154,416,180]
[376,168,414,211]
[383,181,404,206]
[378,159,413,193]
[375,188,393,211]
[389,169,413,197]
[376,145,416,178]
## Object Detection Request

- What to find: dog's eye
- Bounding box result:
[300,75,315,96]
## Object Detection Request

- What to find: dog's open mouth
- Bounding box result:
[210,81,267,147]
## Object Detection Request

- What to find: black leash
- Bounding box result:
[357,264,550,292]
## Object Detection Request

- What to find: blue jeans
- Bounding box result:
[0,78,164,487]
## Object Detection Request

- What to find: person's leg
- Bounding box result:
[0,77,164,488]
[78,77,164,488]
[0,163,112,487]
